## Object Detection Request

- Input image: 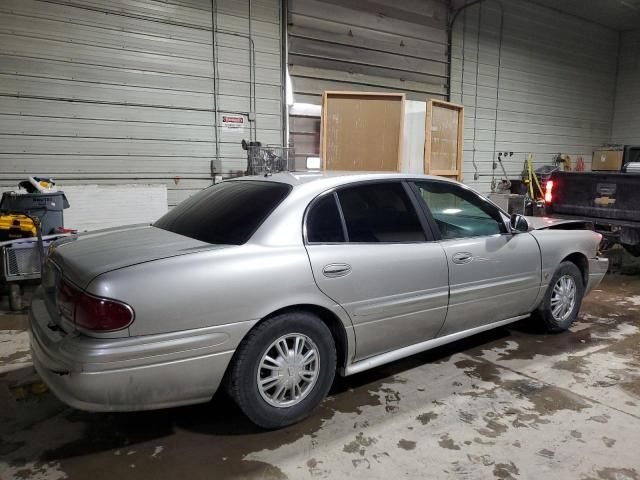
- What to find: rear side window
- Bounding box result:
[306,194,346,243]
[337,183,426,242]
[154,181,291,245]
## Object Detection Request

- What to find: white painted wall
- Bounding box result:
[611,30,640,145]
[450,0,619,193]
[401,101,427,175]
[62,185,168,232]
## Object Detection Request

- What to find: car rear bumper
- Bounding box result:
[586,256,608,295]
[29,289,251,412]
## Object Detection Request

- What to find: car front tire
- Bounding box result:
[534,261,585,333]
[227,311,336,429]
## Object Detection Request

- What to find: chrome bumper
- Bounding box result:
[29,289,247,412]
[585,256,609,295]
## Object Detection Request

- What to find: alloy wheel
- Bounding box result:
[550,274,577,322]
[257,333,320,408]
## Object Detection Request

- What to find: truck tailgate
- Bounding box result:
[549,172,640,223]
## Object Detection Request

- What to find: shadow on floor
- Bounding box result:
[1,325,516,467]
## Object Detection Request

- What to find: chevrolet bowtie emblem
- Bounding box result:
[594,196,616,206]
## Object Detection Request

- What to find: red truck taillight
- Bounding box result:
[56,278,134,331]
[544,180,554,203]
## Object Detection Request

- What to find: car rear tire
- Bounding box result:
[533,261,584,333]
[227,311,336,429]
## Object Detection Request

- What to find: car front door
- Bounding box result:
[410,180,542,337]
[304,181,449,360]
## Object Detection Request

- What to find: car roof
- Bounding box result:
[227,171,460,195]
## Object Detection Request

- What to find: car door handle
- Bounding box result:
[322,263,352,278]
[452,252,473,264]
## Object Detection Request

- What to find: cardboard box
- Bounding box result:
[592,149,623,172]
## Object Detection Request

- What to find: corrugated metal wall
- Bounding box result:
[450,0,619,193]
[287,0,449,167]
[611,29,640,145]
[0,0,282,207]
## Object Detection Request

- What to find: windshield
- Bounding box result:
[154,181,291,245]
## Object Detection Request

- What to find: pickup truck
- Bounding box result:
[545,170,640,256]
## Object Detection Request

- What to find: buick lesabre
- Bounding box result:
[30,173,608,428]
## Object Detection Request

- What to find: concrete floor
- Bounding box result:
[1,274,639,480]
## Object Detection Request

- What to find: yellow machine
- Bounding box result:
[0,214,37,241]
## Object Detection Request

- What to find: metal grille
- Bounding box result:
[2,244,41,280]
[246,146,295,176]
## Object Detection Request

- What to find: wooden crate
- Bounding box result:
[424,99,464,181]
[321,91,405,171]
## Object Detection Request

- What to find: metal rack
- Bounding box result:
[245,144,295,176]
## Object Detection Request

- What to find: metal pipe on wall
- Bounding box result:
[447,0,505,182]
[447,0,486,102]
[248,0,257,142]
[491,4,505,183]
[213,27,258,141]
[471,2,483,181]
[210,0,258,176]
[281,0,289,147]
[211,0,221,165]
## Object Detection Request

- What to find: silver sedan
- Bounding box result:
[30,173,608,428]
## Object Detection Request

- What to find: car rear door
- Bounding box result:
[410,180,542,337]
[304,180,449,361]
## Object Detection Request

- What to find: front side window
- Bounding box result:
[413,181,505,239]
[337,182,426,242]
[154,181,291,245]
[306,194,346,243]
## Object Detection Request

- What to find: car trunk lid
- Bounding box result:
[42,225,230,333]
[49,225,224,289]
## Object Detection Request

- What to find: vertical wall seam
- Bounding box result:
[609,29,622,143]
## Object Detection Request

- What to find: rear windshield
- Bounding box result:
[154,181,291,245]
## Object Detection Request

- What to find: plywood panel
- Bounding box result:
[321,92,404,171]
[425,100,464,180]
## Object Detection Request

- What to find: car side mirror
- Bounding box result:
[510,214,529,233]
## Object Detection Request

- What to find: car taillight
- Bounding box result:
[56,278,134,331]
[544,180,554,203]
[75,294,134,331]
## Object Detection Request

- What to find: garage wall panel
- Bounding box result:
[63,184,169,231]
[287,0,449,164]
[0,0,282,207]
[611,30,640,146]
[450,0,618,193]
